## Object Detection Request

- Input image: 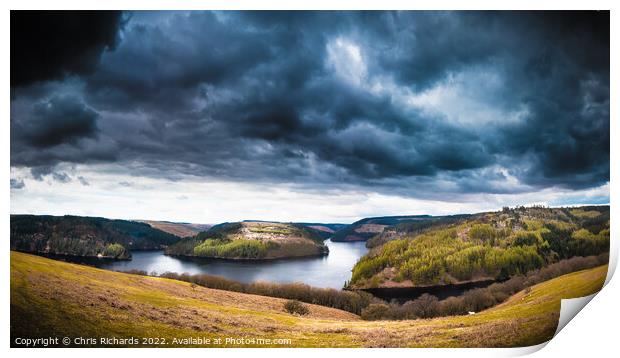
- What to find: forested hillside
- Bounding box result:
[349,206,609,288]
[10,215,180,259]
[166,221,328,259]
[365,214,472,248]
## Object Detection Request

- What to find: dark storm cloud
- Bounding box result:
[27,166,74,187]
[480,11,610,190]
[11,91,118,168]
[10,11,124,87]
[19,95,100,148]
[29,165,72,183]
[10,11,609,196]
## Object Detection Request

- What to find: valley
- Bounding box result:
[51,240,368,289]
[9,204,611,348]
[10,251,608,347]
[8,9,610,351]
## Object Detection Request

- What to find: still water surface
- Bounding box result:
[82,240,368,289]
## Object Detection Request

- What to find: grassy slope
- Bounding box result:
[11,251,606,348]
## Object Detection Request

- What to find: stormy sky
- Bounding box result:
[10,11,610,223]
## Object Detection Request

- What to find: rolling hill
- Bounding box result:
[349,206,610,289]
[10,215,181,260]
[10,251,607,347]
[165,221,328,260]
[138,220,212,238]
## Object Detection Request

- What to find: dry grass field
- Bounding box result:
[10,251,607,347]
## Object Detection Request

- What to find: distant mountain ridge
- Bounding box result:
[138,220,212,238]
[294,222,348,239]
[330,215,462,242]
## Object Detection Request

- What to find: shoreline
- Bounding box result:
[164,250,329,262]
[356,278,498,303]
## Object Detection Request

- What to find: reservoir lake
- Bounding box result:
[67,239,368,289]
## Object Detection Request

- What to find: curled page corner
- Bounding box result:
[512,292,602,356]
[486,236,616,356]
[541,217,618,343]
[520,247,616,355]
[554,293,598,337]
[552,244,615,338]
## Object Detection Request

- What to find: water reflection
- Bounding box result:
[88,239,368,289]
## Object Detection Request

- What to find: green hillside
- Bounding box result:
[165,221,328,259]
[350,206,609,288]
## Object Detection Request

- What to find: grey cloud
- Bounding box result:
[52,172,72,183]
[30,166,53,181]
[78,176,90,186]
[11,92,119,168]
[9,11,609,197]
[10,179,25,189]
[29,165,72,184]
[20,95,99,148]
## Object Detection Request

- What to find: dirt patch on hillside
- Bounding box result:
[354,224,388,233]
[140,220,210,238]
